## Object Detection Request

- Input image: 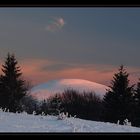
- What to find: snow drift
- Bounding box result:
[0,110,140,132]
[31,79,109,100]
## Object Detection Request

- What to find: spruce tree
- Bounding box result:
[134,78,140,126]
[0,53,28,112]
[135,79,140,106]
[103,65,135,124]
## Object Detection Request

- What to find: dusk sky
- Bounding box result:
[0,7,140,86]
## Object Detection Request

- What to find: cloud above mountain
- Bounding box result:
[18,58,140,87]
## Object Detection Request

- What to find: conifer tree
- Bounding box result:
[103,65,135,124]
[0,53,28,112]
[133,78,140,126]
[135,79,140,105]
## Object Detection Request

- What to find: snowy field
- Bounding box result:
[0,111,140,132]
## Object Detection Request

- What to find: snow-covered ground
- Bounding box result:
[0,111,140,132]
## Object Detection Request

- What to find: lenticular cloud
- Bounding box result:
[46,17,65,32]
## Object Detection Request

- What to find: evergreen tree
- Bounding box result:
[133,78,140,126]
[0,53,28,112]
[135,79,140,105]
[103,65,135,125]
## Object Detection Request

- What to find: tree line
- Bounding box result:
[38,66,140,127]
[0,53,140,127]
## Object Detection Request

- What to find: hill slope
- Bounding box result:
[0,111,139,132]
[31,79,109,100]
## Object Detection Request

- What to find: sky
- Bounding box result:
[0,7,140,86]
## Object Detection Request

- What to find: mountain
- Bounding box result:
[31,79,109,100]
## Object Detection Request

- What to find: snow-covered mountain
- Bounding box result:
[31,79,109,100]
[0,110,140,132]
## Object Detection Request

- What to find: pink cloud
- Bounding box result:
[19,59,140,87]
[0,58,139,87]
[20,58,54,86]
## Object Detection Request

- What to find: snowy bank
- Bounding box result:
[0,111,140,132]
